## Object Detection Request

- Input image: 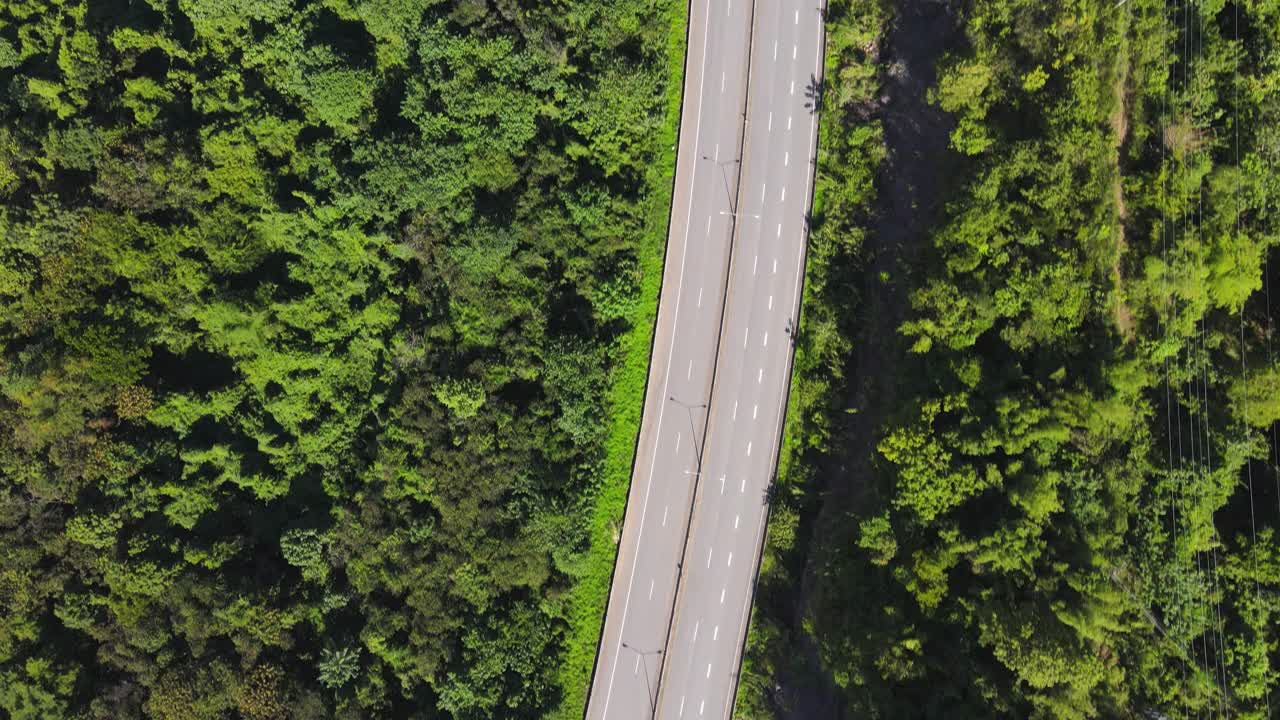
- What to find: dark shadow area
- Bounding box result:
[84,0,164,34]
[312,8,377,69]
[767,2,967,718]
[803,73,822,114]
[148,345,238,394]
[220,251,311,301]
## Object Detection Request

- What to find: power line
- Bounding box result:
[1231,0,1269,712]
[1175,2,1192,715]
[1156,1,1197,710]
[1190,1,1231,707]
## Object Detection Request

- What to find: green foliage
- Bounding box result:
[736,0,889,715]
[280,529,329,584]
[0,0,682,715]
[0,659,75,720]
[317,646,360,689]
[743,0,1280,717]
[433,378,487,420]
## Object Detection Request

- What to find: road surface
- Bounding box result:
[653,0,825,717]
[585,0,825,716]
[584,0,756,716]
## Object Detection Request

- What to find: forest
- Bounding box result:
[740,0,1280,718]
[0,0,683,717]
[4,0,1279,718]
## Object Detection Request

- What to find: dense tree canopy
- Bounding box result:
[0,0,678,717]
[741,0,1280,717]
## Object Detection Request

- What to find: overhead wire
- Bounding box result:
[1192,1,1229,710]
[1230,0,1269,715]
[1185,3,1218,713]
[1175,1,1193,715]
[1156,1,1195,714]
[1262,8,1280,715]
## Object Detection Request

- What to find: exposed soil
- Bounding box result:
[1111,29,1135,338]
[763,1,965,717]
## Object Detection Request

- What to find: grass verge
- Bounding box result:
[551,1,691,717]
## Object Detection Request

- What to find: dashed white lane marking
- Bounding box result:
[714,625,720,640]
[663,505,669,526]
[649,579,655,599]
[790,80,794,95]
[706,216,712,235]
[793,45,797,59]
[753,254,758,275]
[788,115,792,130]
[746,441,753,456]
[727,552,733,567]
[721,72,725,92]
[763,332,768,347]
[707,548,713,568]
[734,514,740,529]
[720,475,725,493]
[680,696,686,717]
[772,258,778,273]
[785,151,789,166]
[675,432,682,453]
[767,111,772,130]
[714,142,719,161]
[743,327,748,348]
[700,700,706,716]
[794,9,799,23]
[753,404,758,419]
[687,359,693,379]
[740,478,746,492]
[727,0,731,14]
[720,587,726,603]
[768,295,773,309]
[732,401,738,420]
[760,183,767,204]
[635,654,641,674]
[706,664,712,678]
[780,186,787,202]
[776,223,782,237]
[757,368,763,383]
[773,39,777,60]
[693,620,700,643]
[600,0,712,706]
[697,286,703,307]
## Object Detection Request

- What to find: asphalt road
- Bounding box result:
[583,0,755,717]
[585,0,824,716]
[652,0,825,717]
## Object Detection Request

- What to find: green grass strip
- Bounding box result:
[551,1,691,716]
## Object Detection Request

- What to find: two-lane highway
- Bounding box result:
[654,0,825,717]
[584,0,757,716]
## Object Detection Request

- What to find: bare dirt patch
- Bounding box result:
[1111,36,1135,338]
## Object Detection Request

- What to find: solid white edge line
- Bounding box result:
[598,0,714,711]
[719,18,826,720]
